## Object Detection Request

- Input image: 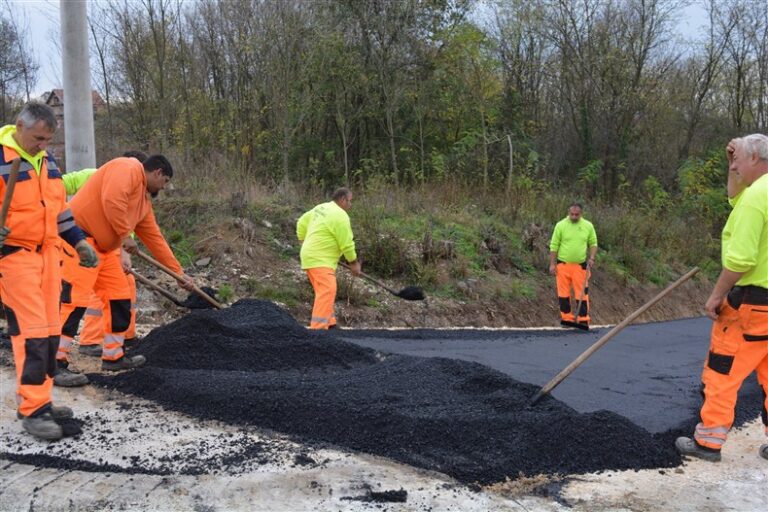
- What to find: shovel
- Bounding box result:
[530,267,700,406]
[339,262,425,301]
[0,158,22,227]
[135,250,223,309]
[129,269,185,307]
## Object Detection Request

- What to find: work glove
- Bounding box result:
[75,240,99,268]
[0,226,10,249]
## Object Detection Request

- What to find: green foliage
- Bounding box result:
[244,278,304,307]
[678,151,731,234]
[217,283,234,303]
[166,230,195,268]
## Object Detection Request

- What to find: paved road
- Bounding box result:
[339,317,763,434]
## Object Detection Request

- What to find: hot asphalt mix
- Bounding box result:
[2,299,764,486]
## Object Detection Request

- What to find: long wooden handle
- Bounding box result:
[0,158,22,227]
[129,269,184,306]
[574,269,591,321]
[135,250,223,309]
[530,267,700,405]
[339,261,399,296]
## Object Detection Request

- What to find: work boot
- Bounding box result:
[17,405,73,420]
[54,364,89,387]
[22,412,63,441]
[102,354,146,371]
[675,437,721,462]
[78,344,102,357]
[760,444,768,461]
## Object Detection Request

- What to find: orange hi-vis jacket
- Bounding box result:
[1,146,83,250]
[69,157,182,273]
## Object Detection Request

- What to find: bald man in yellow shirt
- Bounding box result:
[296,187,361,330]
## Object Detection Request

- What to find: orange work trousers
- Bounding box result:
[556,262,590,323]
[0,244,62,416]
[694,291,768,450]
[59,239,132,363]
[80,273,137,345]
[306,267,337,330]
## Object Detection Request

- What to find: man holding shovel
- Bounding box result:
[54,155,195,386]
[297,187,361,330]
[676,134,768,462]
[0,102,97,440]
[549,203,598,329]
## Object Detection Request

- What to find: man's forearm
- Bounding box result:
[710,268,745,300]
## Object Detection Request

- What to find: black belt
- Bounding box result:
[0,244,42,256]
[557,260,587,269]
[728,285,768,308]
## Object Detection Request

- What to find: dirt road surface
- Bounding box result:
[1,314,766,511]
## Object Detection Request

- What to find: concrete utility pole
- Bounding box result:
[60,0,96,170]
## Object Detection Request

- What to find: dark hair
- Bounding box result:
[569,202,583,210]
[122,150,148,162]
[17,102,57,131]
[143,154,173,178]
[332,187,351,201]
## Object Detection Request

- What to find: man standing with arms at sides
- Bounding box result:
[296,187,361,330]
[549,203,598,329]
[676,134,768,462]
[0,102,97,440]
[54,154,195,387]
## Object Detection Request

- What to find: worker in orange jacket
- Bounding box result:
[0,102,97,440]
[676,135,768,462]
[54,155,194,386]
[67,151,147,359]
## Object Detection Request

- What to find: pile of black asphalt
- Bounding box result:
[179,286,220,309]
[88,299,715,485]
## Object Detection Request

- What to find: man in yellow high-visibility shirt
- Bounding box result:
[549,203,598,329]
[676,134,768,463]
[296,187,361,329]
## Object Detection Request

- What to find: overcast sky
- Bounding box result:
[11,0,709,100]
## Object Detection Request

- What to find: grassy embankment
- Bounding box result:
[152,158,726,317]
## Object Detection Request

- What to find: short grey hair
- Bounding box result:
[332,187,351,201]
[16,102,57,131]
[741,134,768,162]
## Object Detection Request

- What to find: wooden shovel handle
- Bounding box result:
[0,158,22,227]
[135,250,223,309]
[530,267,700,405]
[339,261,399,296]
[129,269,185,306]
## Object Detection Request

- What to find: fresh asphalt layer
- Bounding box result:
[338,317,764,434]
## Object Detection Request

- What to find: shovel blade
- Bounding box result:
[396,286,426,301]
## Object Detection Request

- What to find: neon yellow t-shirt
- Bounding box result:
[549,217,598,264]
[62,168,97,196]
[722,173,768,287]
[297,201,357,270]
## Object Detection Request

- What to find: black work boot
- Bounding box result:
[54,362,89,387]
[22,412,63,441]
[17,405,73,420]
[675,437,721,462]
[760,444,768,461]
[78,344,103,357]
[102,354,146,371]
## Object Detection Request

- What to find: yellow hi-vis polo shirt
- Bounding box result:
[297,200,357,270]
[549,217,598,264]
[722,173,768,288]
